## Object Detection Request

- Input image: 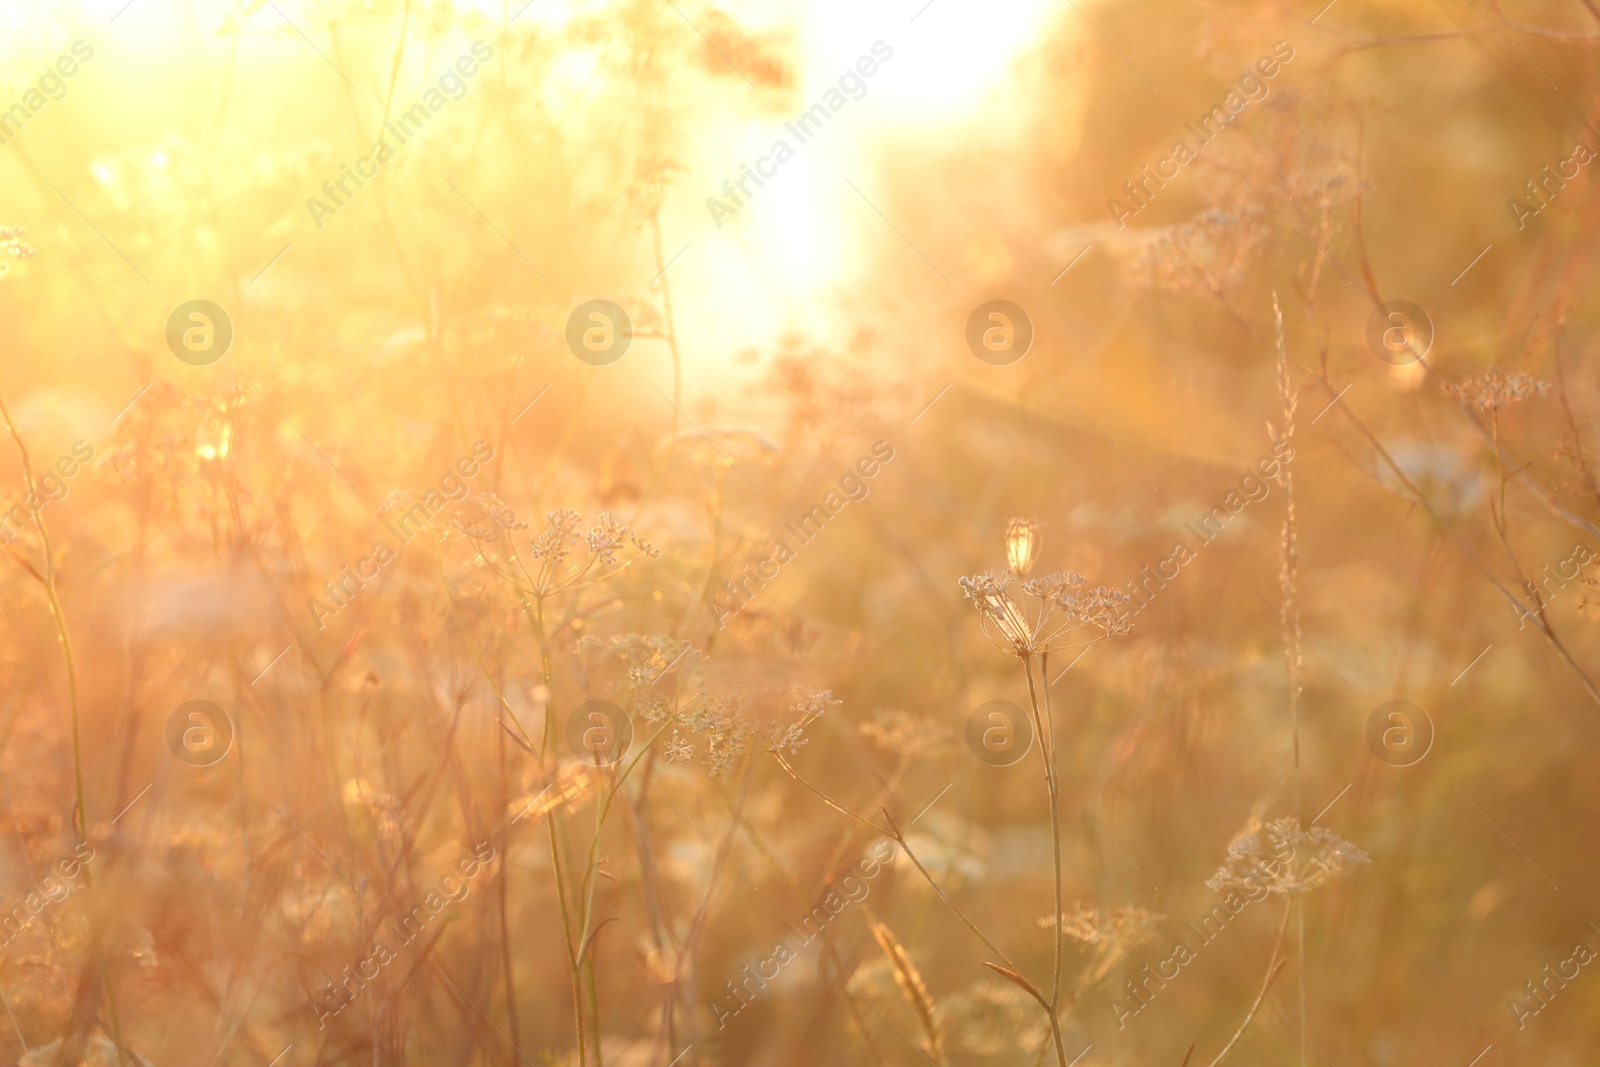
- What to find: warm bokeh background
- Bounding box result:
[1,0,1599,1064]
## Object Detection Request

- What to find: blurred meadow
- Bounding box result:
[1,0,1600,1064]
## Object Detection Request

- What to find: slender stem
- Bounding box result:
[587,951,603,1067]
[0,394,84,839]
[1206,898,1293,1067]
[702,776,892,1067]
[775,751,1063,1061]
[650,212,683,451]
[534,597,555,756]
[770,753,884,833]
[497,714,523,1062]
[441,555,525,1060]
[1305,365,1600,707]
[1296,901,1307,1067]
[1036,653,1062,1003]
[528,593,585,1065]
[0,393,126,1054]
[548,809,586,1065]
[772,756,1039,982]
[1021,656,1067,1067]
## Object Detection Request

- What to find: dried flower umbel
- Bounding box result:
[631,669,834,780]
[761,687,835,754]
[956,528,1134,1064]
[859,707,955,759]
[1040,902,1164,988]
[941,975,1049,1056]
[1443,367,1551,413]
[0,225,35,278]
[1207,817,1369,897]
[524,509,660,595]
[1128,204,1269,298]
[959,570,1132,658]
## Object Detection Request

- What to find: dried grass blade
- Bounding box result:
[868,917,946,1065]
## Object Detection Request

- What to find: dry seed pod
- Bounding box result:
[1006,517,1040,577]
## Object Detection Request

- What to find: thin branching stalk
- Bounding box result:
[529,595,586,1065]
[1303,356,1600,707]
[771,754,1064,1057]
[0,391,128,1056]
[702,773,893,1067]
[1205,899,1293,1067]
[0,393,85,839]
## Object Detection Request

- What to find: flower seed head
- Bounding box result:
[1006,518,1041,577]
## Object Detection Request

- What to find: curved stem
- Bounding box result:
[770,754,1040,984]
[1306,367,1600,707]
[0,393,84,838]
[1205,897,1293,1067]
[0,392,129,1056]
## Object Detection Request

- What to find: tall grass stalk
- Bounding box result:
[0,390,129,1058]
[1272,295,1306,1067]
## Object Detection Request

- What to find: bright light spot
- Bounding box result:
[671,0,1063,368]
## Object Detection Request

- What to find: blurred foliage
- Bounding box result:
[0,1,1598,1065]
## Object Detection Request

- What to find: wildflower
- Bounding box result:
[663,731,695,766]
[1207,816,1369,896]
[1006,518,1041,576]
[959,570,1132,657]
[681,697,752,778]
[522,510,659,597]
[656,426,779,474]
[1040,902,1164,985]
[761,687,837,754]
[858,707,955,758]
[0,225,35,279]
[637,694,671,724]
[587,512,657,564]
[442,493,527,541]
[529,509,585,565]
[578,633,699,693]
[1128,204,1269,297]
[1443,367,1551,412]
[941,976,1050,1056]
[1048,901,1164,947]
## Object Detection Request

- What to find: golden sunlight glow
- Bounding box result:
[668,0,1067,366]
[0,3,1568,1064]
